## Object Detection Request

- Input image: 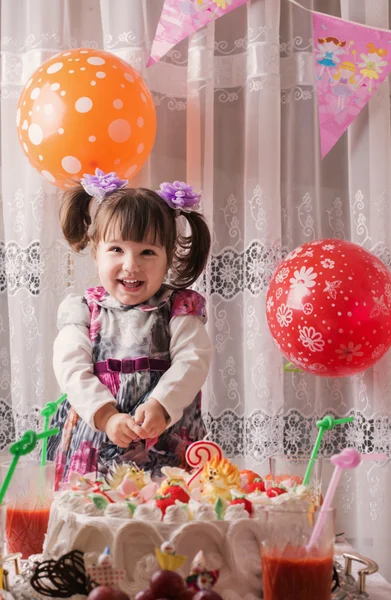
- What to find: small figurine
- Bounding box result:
[86,547,125,588]
[155,541,186,571]
[200,456,243,503]
[186,551,219,591]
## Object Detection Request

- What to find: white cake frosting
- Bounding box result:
[163,502,189,523]
[248,484,310,508]
[83,503,105,517]
[44,463,313,600]
[104,502,133,519]
[224,503,250,521]
[191,501,217,522]
[133,503,162,522]
[58,492,86,512]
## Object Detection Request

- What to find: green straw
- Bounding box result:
[302,415,355,486]
[0,428,59,505]
[40,394,67,466]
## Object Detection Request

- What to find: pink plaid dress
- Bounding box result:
[47,285,207,486]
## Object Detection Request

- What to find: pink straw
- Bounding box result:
[307,449,388,549]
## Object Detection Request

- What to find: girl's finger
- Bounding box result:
[131,423,148,439]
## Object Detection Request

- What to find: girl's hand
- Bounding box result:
[105,413,139,448]
[132,398,169,440]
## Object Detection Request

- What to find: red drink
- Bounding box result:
[262,545,333,600]
[6,507,51,558]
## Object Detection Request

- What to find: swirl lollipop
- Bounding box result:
[186,441,223,489]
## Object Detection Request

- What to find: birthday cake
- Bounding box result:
[43,445,312,600]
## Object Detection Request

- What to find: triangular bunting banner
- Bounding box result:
[148,0,249,66]
[313,11,391,158]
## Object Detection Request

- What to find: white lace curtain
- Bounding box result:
[1,0,391,580]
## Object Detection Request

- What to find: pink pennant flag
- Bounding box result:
[313,12,391,158]
[148,0,249,66]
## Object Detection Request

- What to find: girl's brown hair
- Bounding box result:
[60,185,211,289]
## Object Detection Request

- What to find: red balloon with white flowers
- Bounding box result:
[266,239,391,377]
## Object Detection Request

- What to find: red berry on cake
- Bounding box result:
[239,469,261,485]
[246,478,265,493]
[155,485,191,515]
[229,497,253,515]
[158,473,191,496]
[164,484,191,504]
[155,494,173,516]
[266,487,287,498]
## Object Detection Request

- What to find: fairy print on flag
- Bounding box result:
[356,43,388,92]
[316,37,347,80]
[313,12,391,158]
[330,61,356,111]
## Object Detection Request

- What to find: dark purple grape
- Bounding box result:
[178,590,196,599]
[193,591,223,600]
[87,585,119,600]
[115,591,131,600]
[134,591,156,600]
[150,570,185,597]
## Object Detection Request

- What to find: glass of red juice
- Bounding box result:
[261,507,335,600]
[0,459,55,559]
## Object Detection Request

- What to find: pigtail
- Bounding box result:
[171,211,211,288]
[59,184,94,252]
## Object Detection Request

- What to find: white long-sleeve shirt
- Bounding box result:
[53,293,212,431]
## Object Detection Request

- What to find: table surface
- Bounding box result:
[335,541,391,600]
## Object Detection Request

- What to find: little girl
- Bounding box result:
[47,170,212,482]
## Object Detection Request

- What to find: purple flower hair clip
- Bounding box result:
[157,181,201,213]
[80,168,128,203]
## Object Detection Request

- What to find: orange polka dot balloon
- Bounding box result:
[16,48,156,188]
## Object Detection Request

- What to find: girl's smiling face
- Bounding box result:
[94,236,168,305]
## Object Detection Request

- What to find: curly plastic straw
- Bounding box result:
[307,448,387,549]
[303,415,355,486]
[40,394,67,466]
